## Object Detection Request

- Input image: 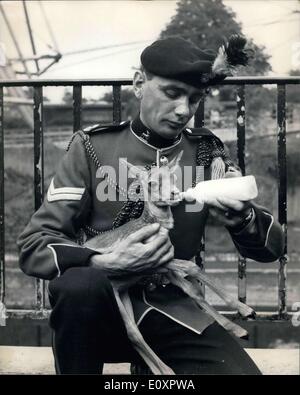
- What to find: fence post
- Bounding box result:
[277,84,288,319]
[0,86,6,325]
[236,85,247,305]
[194,99,206,296]
[33,86,45,310]
[73,85,82,132]
[113,85,121,124]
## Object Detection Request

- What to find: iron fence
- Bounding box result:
[0,76,300,324]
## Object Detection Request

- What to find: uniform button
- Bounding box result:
[160,156,168,166]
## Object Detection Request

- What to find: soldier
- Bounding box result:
[18,36,284,374]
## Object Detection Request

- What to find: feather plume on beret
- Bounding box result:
[212,34,253,77]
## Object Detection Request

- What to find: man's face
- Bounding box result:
[137,74,204,139]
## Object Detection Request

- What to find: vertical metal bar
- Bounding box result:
[33,86,45,310]
[277,84,288,318]
[113,85,121,124]
[236,85,247,304]
[237,85,246,176]
[33,87,44,209]
[195,242,205,297]
[237,257,247,304]
[194,98,205,128]
[194,98,205,295]
[73,85,82,132]
[0,87,5,306]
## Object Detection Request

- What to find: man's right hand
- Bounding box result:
[89,223,174,275]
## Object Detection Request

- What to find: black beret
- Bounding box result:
[141,36,251,89]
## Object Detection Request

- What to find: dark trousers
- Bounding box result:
[48,267,261,375]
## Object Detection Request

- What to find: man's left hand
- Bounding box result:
[209,196,252,229]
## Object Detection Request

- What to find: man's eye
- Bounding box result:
[164,90,180,99]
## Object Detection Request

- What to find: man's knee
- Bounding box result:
[48,266,127,342]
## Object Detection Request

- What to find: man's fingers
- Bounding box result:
[129,223,160,242]
[152,242,174,266]
[210,206,249,227]
[144,232,170,256]
[159,247,175,265]
[210,208,227,223]
[143,226,168,243]
[206,197,228,210]
[216,197,249,212]
[210,210,236,227]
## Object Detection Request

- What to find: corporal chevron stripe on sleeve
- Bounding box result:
[47,178,85,202]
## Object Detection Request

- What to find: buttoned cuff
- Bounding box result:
[47,243,98,276]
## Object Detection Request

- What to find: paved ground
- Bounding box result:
[0,346,299,375]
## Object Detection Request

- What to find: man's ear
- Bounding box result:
[133,70,146,100]
[120,158,148,181]
[169,150,183,173]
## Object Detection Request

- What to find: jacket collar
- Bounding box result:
[131,116,181,149]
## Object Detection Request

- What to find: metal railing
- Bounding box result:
[0,76,300,323]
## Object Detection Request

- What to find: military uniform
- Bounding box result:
[17,117,284,373]
[17,36,284,374]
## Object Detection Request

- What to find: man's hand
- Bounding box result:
[209,196,253,229]
[89,223,174,275]
[208,166,255,230]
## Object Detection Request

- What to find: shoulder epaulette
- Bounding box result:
[183,127,224,146]
[82,120,130,134]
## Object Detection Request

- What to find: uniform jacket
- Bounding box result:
[17,119,285,335]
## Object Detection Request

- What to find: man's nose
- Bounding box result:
[174,98,190,118]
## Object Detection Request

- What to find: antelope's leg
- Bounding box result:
[191,270,255,318]
[121,291,135,321]
[167,271,248,339]
[169,259,255,318]
[112,287,175,375]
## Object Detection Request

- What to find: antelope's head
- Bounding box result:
[125,151,183,229]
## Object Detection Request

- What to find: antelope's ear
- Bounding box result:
[168,150,183,172]
[120,158,148,180]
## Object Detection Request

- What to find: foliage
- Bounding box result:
[158,0,276,122]
[102,88,139,120]
[160,0,271,75]
[62,88,88,105]
[4,106,28,129]
[62,88,73,104]
[287,69,300,104]
[245,86,277,119]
